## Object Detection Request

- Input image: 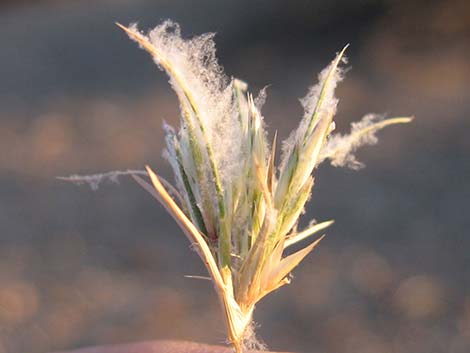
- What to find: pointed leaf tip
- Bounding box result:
[284,220,334,248]
[268,234,327,292]
[116,22,132,34]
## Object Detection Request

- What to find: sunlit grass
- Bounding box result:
[119,21,412,353]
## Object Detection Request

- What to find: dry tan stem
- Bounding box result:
[137,167,252,352]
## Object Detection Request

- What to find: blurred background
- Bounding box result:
[0,0,468,352]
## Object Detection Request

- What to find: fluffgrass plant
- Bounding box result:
[66,20,412,353]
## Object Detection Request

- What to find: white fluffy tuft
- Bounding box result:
[58,170,147,190]
[319,113,384,169]
[300,56,347,124]
[136,20,243,186]
[279,54,347,173]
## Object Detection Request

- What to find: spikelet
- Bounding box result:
[116,21,412,352]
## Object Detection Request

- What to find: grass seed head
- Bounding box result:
[117,21,412,353]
